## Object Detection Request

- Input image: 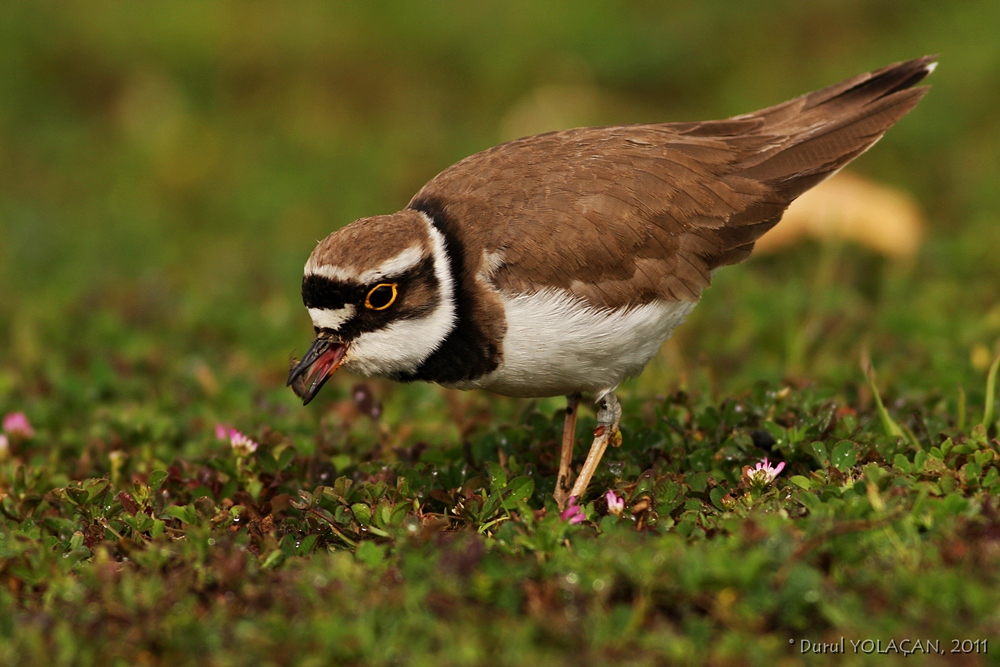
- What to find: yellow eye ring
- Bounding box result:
[365,283,397,310]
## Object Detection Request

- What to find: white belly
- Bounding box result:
[447,289,697,398]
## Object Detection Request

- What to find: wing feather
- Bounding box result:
[409,57,934,309]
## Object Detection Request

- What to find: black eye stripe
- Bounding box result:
[301,257,437,312]
[301,275,365,310]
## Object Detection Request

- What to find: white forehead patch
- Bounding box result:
[308,304,355,331]
[305,246,425,285]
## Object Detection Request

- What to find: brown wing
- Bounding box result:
[409,56,934,309]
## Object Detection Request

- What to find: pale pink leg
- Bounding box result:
[568,392,622,500]
[553,393,581,511]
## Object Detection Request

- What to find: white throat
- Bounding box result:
[343,214,456,377]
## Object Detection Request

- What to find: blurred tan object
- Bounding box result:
[756,171,925,258]
[499,83,601,142]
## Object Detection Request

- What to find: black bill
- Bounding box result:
[287,336,348,405]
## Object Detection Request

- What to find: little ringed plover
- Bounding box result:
[288,56,935,508]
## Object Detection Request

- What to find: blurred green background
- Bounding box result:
[2,4,1000,664]
[1,0,999,429]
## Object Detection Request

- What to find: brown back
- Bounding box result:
[409,56,934,309]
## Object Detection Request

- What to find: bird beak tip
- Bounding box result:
[287,338,348,404]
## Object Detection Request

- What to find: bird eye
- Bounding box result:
[365,283,397,310]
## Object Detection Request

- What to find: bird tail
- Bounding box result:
[738,55,936,200]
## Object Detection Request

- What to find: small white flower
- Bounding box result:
[228,430,258,456]
[605,490,625,516]
[215,423,258,456]
[745,457,786,486]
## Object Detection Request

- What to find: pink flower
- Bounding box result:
[560,496,586,525]
[229,430,258,456]
[746,457,785,486]
[3,412,34,439]
[605,490,625,516]
[215,423,258,456]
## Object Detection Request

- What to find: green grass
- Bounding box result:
[2,2,1000,665]
[3,369,1000,665]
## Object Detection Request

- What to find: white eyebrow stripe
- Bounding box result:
[308,305,356,331]
[305,246,425,285]
[306,264,358,283]
[356,245,425,283]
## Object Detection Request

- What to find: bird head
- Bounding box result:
[288,209,456,404]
